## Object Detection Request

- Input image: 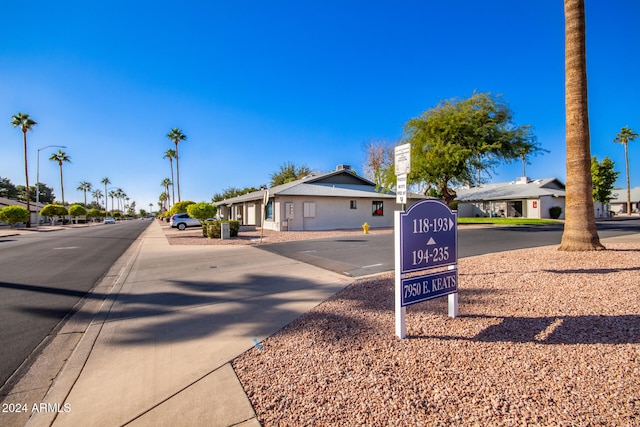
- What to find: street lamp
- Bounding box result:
[36,145,66,229]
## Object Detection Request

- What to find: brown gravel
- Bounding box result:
[232,242,640,426]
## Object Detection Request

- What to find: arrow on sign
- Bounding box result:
[449,218,455,229]
[426,237,436,246]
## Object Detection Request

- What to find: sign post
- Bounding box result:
[394,199,458,339]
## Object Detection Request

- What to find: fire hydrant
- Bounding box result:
[362,222,370,234]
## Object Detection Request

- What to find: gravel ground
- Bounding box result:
[232,242,640,426]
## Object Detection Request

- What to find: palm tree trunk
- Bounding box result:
[175,144,181,202]
[559,0,604,251]
[170,159,175,207]
[23,130,31,227]
[624,142,631,215]
[59,164,65,205]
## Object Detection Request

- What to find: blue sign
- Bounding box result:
[401,269,458,306]
[399,199,457,274]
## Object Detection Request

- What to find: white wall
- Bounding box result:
[264,196,400,231]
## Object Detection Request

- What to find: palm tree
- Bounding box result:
[101,177,111,213]
[49,150,71,205]
[559,0,604,251]
[108,190,116,215]
[92,189,104,209]
[166,129,186,202]
[161,178,172,208]
[159,192,168,212]
[613,126,638,215]
[163,148,177,207]
[77,181,92,206]
[10,112,37,227]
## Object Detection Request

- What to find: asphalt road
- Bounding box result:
[257,218,640,277]
[0,220,151,389]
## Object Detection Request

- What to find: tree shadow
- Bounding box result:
[412,314,640,345]
[7,273,352,345]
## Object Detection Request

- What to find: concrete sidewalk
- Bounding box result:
[20,220,352,426]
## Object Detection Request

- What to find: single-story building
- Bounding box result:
[215,165,422,231]
[455,177,567,219]
[0,197,46,225]
[609,187,640,214]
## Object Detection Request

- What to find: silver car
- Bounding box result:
[170,213,200,230]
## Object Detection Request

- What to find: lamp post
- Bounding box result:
[36,145,66,229]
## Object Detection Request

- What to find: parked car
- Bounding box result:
[170,213,201,230]
[104,217,116,224]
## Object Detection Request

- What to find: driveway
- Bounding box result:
[257,219,640,277]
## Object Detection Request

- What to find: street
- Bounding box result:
[257,217,640,276]
[0,220,151,389]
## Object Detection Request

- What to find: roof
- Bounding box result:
[609,187,640,204]
[455,178,566,202]
[215,169,396,205]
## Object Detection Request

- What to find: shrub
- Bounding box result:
[0,205,30,227]
[40,204,68,225]
[169,201,195,216]
[549,206,562,219]
[206,220,240,238]
[187,202,217,222]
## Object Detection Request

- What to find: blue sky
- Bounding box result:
[2,1,639,212]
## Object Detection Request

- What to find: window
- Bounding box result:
[372,201,383,216]
[265,200,273,220]
[350,200,357,209]
[303,202,316,218]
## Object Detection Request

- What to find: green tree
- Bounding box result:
[49,150,71,205]
[16,183,55,204]
[187,202,217,223]
[167,129,186,202]
[394,92,536,205]
[169,200,195,216]
[77,181,92,206]
[0,177,18,199]
[0,205,29,227]
[559,0,604,251]
[40,204,68,225]
[163,148,177,206]
[270,162,312,187]
[613,126,638,215]
[591,157,620,205]
[87,208,101,220]
[10,112,37,227]
[212,186,260,202]
[68,204,87,224]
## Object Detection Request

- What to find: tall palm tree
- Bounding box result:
[92,189,104,209]
[77,181,92,207]
[101,177,111,213]
[10,112,37,227]
[108,190,116,214]
[49,150,71,205]
[166,129,186,202]
[161,178,172,208]
[159,192,168,212]
[559,0,604,251]
[163,148,177,207]
[613,126,638,215]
